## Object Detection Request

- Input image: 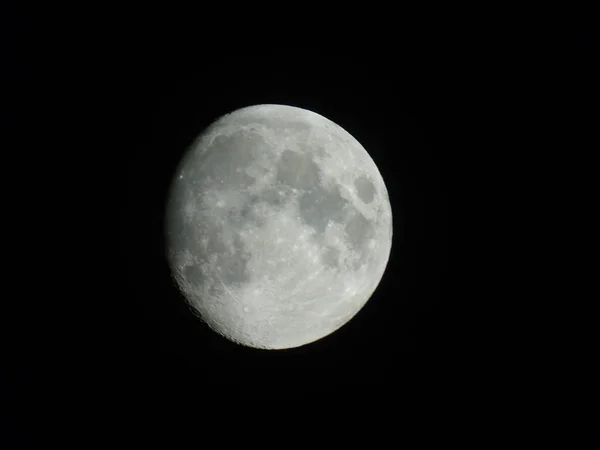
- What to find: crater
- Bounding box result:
[354,175,375,203]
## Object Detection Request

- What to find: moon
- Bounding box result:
[164,104,392,349]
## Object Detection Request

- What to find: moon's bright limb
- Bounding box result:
[165,104,393,349]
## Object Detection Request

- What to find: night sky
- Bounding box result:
[3,5,598,446]
[112,50,448,385]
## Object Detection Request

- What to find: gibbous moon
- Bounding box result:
[165,104,392,349]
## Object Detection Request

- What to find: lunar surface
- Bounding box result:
[165,104,392,349]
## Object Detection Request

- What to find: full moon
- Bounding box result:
[165,104,392,349]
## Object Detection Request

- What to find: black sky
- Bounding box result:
[3,5,598,446]
[111,49,449,384]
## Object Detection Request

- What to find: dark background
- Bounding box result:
[2,5,598,446]
[114,54,449,394]
[119,53,447,379]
